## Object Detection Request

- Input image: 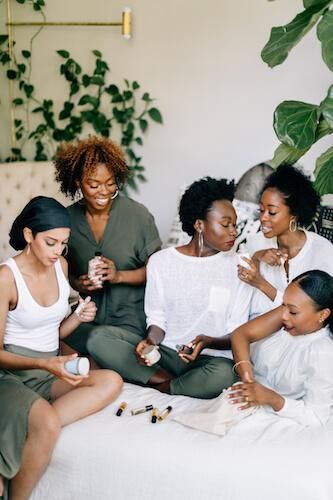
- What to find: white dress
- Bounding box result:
[251,326,333,425]
[145,247,253,359]
[246,230,333,318]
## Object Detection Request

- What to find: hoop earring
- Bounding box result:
[62,244,68,257]
[289,218,297,233]
[198,230,204,257]
[26,243,30,256]
[111,188,119,200]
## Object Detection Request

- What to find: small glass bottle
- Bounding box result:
[88,251,103,286]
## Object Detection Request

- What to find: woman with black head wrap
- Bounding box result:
[0,197,122,500]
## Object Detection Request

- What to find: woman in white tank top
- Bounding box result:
[0,197,123,500]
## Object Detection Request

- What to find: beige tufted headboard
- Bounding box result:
[0,161,70,261]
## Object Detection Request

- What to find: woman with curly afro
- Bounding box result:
[92,176,253,399]
[54,136,161,355]
[238,164,333,318]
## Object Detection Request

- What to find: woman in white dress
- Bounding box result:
[238,164,333,319]
[230,269,333,426]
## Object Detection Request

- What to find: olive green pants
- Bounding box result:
[87,326,237,399]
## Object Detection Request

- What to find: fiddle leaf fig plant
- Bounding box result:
[0,1,163,192]
[262,0,333,196]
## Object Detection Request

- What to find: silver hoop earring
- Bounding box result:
[198,230,204,257]
[111,188,119,200]
[289,218,297,233]
[62,244,68,257]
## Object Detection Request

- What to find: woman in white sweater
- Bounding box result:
[238,164,333,319]
[230,269,333,427]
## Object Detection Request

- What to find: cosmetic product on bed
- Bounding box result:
[158,406,173,421]
[65,357,90,376]
[131,404,154,416]
[116,402,128,416]
[151,408,158,423]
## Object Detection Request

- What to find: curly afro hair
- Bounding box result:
[179,176,235,237]
[54,135,129,199]
[261,164,320,227]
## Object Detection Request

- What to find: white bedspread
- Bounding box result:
[30,383,333,500]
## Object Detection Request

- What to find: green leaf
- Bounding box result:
[142,92,151,102]
[273,100,319,149]
[6,69,17,80]
[135,137,143,145]
[139,119,148,133]
[59,101,74,120]
[111,94,123,103]
[82,74,91,87]
[12,97,24,106]
[313,146,333,195]
[320,84,333,128]
[123,90,133,101]
[137,173,147,182]
[317,10,333,71]
[261,2,331,68]
[148,107,163,124]
[21,49,31,58]
[303,0,331,6]
[23,83,34,98]
[70,80,80,96]
[105,84,119,95]
[124,78,130,87]
[17,63,26,74]
[315,117,333,141]
[132,81,140,90]
[57,50,70,59]
[15,0,25,4]
[92,49,102,58]
[0,35,9,45]
[270,143,309,168]
[90,75,104,85]
[78,95,100,108]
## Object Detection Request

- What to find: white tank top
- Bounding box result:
[3,258,70,352]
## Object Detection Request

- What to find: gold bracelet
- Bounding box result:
[232,359,252,375]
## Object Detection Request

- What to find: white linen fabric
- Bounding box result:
[246,230,333,318]
[173,382,257,436]
[30,382,333,500]
[145,247,253,358]
[2,258,70,351]
[251,326,333,426]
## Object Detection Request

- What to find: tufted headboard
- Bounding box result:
[0,162,69,261]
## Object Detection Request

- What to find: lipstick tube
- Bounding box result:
[158,405,172,421]
[151,408,158,423]
[131,404,154,416]
[116,402,127,416]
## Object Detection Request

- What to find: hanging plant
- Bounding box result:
[0,0,163,192]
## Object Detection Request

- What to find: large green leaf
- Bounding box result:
[320,85,333,128]
[270,143,309,168]
[304,0,332,7]
[313,146,333,195]
[274,101,320,149]
[317,10,333,71]
[261,2,331,68]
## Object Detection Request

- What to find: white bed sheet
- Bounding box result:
[30,383,333,500]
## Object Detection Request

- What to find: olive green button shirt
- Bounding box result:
[67,196,162,336]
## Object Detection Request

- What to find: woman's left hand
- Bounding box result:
[99,257,120,284]
[227,381,278,409]
[75,299,97,323]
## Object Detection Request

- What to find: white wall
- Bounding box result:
[1,0,331,241]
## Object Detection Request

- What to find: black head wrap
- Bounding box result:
[9,196,71,251]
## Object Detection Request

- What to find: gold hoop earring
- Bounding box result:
[111,188,119,200]
[198,230,204,257]
[289,218,297,232]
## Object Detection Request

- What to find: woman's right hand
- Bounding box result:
[42,354,87,386]
[253,248,288,267]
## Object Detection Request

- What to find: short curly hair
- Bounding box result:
[261,164,320,227]
[179,177,235,236]
[54,135,129,199]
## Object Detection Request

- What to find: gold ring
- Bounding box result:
[245,396,249,402]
